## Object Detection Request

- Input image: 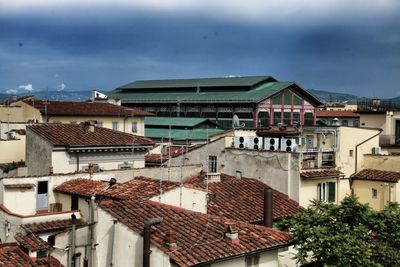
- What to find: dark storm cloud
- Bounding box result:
[0,3,399,98]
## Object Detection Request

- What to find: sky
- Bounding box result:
[0,0,399,98]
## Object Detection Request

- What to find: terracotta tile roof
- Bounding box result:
[0,243,63,267]
[54,179,108,198]
[27,123,154,147]
[15,233,49,252]
[22,99,153,117]
[4,183,35,189]
[301,169,344,179]
[316,110,360,118]
[184,173,303,222]
[351,169,400,183]
[100,199,292,267]
[54,177,178,200]
[34,256,64,267]
[0,243,35,266]
[23,219,86,234]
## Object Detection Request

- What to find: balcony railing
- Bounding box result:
[379,135,400,147]
[357,99,400,112]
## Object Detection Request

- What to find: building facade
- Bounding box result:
[109,76,322,129]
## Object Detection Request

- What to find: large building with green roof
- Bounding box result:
[109,75,322,128]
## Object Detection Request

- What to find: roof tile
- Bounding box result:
[22,99,153,117]
[351,169,400,182]
[100,199,291,267]
[27,123,154,147]
[301,169,344,179]
[184,173,302,222]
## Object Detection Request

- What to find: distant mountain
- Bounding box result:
[307,89,367,104]
[1,90,92,103]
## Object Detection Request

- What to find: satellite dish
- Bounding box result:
[232,114,245,129]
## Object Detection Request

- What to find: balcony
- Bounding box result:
[379,135,400,147]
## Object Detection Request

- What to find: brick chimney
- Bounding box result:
[88,163,94,178]
[84,121,96,132]
[224,222,239,244]
[164,228,177,249]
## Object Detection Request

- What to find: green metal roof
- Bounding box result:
[145,128,224,140]
[109,82,293,103]
[145,117,218,128]
[118,76,276,90]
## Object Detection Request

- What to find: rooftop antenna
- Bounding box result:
[159,137,164,201]
[131,110,135,179]
[168,120,172,181]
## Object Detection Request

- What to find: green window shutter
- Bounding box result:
[328,182,336,202]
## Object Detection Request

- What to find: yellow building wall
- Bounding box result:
[10,101,43,122]
[0,105,24,122]
[336,127,380,178]
[364,154,400,171]
[299,177,345,207]
[0,137,25,163]
[47,116,145,136]
[352,179,396,210]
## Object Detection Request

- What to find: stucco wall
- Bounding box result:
[26,128,53,175]
[211,249,278,267]
[0,137,25,163]
[47,115,145,136]
[0,105,25,122]
[167,137,300,201]
[107,164,203,183]
[150,187,208,213]
[94,208,171,267]
[299,177,343,207]
[364,154,400,171]
[352,179,396,210]
[51,150,147,174]
[336,127,380,178]
[1,172,114,216]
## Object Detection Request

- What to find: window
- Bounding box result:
[208,156,217,173]
[96,121,103,127]
[131,122,138,133]
[258,111,270,127]
[349,150,354,157]
[48,235,55,246]
[246,253,260,267]
[112,121,118,131]
[37,181,48,195]
[318,182,336,202]
[273,111,282,124]
[372,188,378,199]
[304,112,314,126]
[71,195,79,210]
[37,250,47,258]
[342,120,348,126]
[353,120,360,127]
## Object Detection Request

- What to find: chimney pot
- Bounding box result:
[263,188,273,228]
[89,163,94,177]
[164,228,177,248]
[49,165,53,175]
[224,222,239,244]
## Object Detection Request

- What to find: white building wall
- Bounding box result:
[150,187,208,213]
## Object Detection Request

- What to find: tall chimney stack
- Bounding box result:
[263,187,273,228]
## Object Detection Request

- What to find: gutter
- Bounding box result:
[354,129,382,174]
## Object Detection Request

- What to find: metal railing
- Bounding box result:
[357,99,400,112]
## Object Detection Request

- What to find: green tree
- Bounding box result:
[278,195,400,267]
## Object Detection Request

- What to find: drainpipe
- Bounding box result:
[354,129,382,173]
[76,152,80,172]
[85,195,95,267]
[110,219,117,266]
[263,188,273,228]
[70,214,77,267]
[143,217,163,267]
